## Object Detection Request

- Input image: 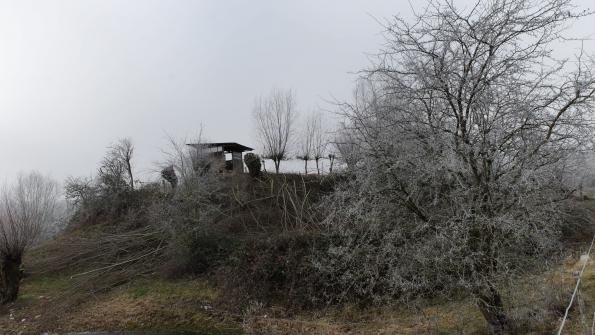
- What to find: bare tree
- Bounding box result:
[297,112,317,174]
[64,176,96,207]
[98,149,128,194]
[0,172,59,303]
[253,88,297,173]
[161,131,210,187]
[327,153,336,173]
[325,0,595,332]
[98,138,135,193]
[311,112,329,175]
[333,125,361,171]
[112,138,135,190]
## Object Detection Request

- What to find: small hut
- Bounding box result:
[187,142,253,174]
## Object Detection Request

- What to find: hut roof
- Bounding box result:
[187,142,254,152]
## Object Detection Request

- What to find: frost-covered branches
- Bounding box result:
[326,0,595,332]
[0,172,59,303]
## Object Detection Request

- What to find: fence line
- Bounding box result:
[556,234,595,335]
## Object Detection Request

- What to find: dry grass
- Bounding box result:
[242,299,486,335]
[0,277,241,335]
[242,252,594,335]
[0,252,592,335]
[558,249,595,335]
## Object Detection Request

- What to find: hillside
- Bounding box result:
[0,175,592,335]
[0,248,592,334]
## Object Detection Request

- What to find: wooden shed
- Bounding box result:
[187,142,254,174]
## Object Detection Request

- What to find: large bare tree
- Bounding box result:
[0,172,59,303]
[326,0,595,332]
[253,88,297,173]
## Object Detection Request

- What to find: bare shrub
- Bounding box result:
[150,135,231,276]
[64,177,152,227]
[229,174,322,233]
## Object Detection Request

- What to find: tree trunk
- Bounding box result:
[126,161,134,190]
[476,285,511,334]
[304,159,308,174]
[315,158,320,175]
[0,254,23,304]
[274,159,280,174]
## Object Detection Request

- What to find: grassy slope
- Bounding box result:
[0,183,592,335]
[0,277,242,335]
[0,251,591,335]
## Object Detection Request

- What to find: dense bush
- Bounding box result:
[65,177,159,228]
[162,231,237,278]
[243,153,262,178]
[221,232,332,308]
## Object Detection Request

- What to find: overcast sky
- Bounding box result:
[0,0,593,183]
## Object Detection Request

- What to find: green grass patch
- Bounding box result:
[19,275,71,300]
[119,278,218,301]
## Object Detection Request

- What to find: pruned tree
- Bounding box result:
[297,112,317,174]
[325,0,595,332]
[311,112,328,175]
[253,88,297,173]
[0,172,59,304]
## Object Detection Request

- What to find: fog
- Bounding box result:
[0,0,592,183]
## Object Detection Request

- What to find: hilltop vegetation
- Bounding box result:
[0,172,592,335]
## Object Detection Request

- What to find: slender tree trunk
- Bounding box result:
[304,159,308,174]
[315,158,320,175]
[274,159,280,174]
[126,161,134,190]
[476,284,511,334]
[0,254,23,304]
